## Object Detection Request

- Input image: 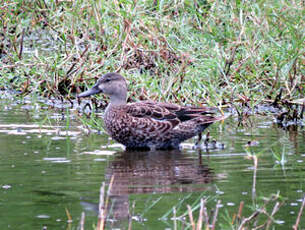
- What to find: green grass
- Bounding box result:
[0,0,304,108]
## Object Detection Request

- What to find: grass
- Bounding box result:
[0,0,304,110]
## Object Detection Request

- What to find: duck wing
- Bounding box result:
[126,101,216,122]
[151,101,216,122]
[124,101,181,135]
[125,101,178,121]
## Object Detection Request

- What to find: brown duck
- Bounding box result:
[78,73,225,150]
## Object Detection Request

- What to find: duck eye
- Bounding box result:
[104,78,111,82]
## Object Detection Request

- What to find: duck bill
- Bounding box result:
[78,86,101,98]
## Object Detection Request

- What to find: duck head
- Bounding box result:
[78,72,127,105]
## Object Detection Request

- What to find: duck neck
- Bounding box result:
[108,93,127,106]
[105,95,126,116]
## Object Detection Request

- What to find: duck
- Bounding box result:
[78,72,225,150]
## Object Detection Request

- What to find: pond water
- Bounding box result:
[0,95,304,229]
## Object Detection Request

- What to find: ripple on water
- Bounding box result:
[81,150,116,155]
[42,157,71,163]
[36,215,50,219]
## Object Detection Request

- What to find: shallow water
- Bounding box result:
[0,95,304,229]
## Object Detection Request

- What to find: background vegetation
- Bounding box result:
[0,0,304,108]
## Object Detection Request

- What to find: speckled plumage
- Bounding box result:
[78,73,225,150]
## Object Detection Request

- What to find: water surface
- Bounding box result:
[0,95,304,229]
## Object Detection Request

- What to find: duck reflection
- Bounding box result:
[107,149,213,194]
[104,149,213,224]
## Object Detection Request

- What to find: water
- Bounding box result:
[0,95,304,229]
